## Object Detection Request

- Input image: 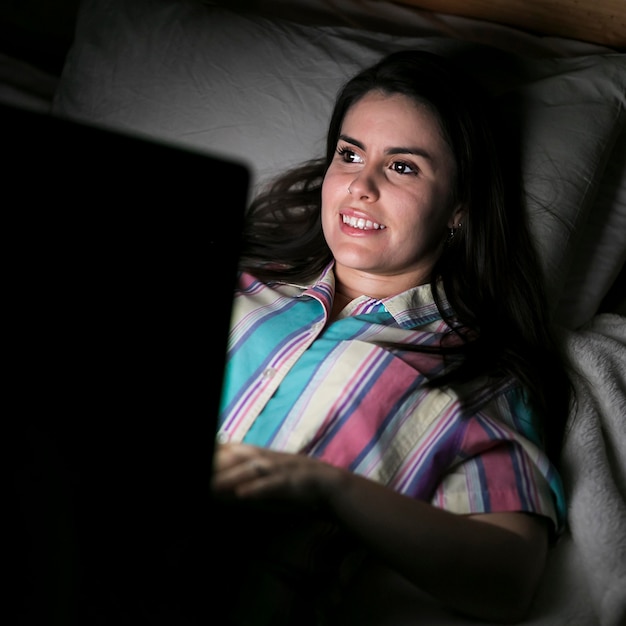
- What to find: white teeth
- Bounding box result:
[342,214,386,230]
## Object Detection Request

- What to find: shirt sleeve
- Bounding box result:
[429,389,566,534]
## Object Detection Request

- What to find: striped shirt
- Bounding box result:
[218,263,566,531]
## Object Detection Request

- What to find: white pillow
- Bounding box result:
[52,0,626,329]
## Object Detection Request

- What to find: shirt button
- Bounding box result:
[262,367,277,379]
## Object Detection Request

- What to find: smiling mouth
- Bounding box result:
[342,214,386,230]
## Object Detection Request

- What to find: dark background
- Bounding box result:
[0,0,80,75]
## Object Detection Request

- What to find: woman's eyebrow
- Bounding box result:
[387,146,434,162]
[339,134,434,162]
[339,134,365,150]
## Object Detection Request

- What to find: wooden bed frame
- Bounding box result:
[392,0,626,48]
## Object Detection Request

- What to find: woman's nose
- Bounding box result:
[348,171,379,201]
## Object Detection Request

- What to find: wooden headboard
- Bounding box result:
[391,0,626,49]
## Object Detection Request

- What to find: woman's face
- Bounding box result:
[321,91,464,297]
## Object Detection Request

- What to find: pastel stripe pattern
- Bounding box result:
[218,264,566,532]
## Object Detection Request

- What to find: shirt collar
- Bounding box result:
[294,262,450,329]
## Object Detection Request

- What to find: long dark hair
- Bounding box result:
[239,49,571,467]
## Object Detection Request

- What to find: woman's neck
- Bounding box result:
[329,290,353,322]
[333,266,430,303]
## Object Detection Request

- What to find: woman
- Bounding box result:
[211,49,571,625]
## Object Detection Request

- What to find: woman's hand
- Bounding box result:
[212,442,344,510]
[212,441,549,622]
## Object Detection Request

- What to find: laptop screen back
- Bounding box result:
[6,103,249,623]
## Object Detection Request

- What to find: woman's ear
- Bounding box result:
[447,203,467,229]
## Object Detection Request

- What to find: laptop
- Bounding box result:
[5,103,249,624]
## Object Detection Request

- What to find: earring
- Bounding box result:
[447,222,462,242]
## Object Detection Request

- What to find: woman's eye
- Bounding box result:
[392,161,417,175]
[337,147,362,163]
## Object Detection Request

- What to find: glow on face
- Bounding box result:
[321,91,461,289]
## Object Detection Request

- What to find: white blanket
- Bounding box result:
[556,313,626,626]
